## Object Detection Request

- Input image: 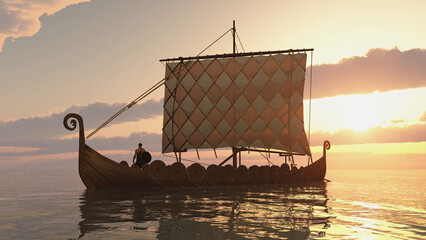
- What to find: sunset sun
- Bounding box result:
[343,98,378,131]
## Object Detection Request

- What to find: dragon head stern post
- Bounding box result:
[323,140,331,158]
[63,113,85,148]
[322,140,331,179]
[64,113,92,188]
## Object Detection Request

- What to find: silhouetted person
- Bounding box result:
[133,143,145,168]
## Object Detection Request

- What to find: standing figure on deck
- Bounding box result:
[133,143,145,168]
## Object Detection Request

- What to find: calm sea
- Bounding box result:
[0,166,424,239]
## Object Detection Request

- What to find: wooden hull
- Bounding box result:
[64,113,330,189]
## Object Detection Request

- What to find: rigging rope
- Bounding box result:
[197,28,233,57]
[236,31,245,52]
[162,154,210,166]
[253,147,273,166]
[287,52,294,158]
[308,51,314,164]
[86,79,165,139]
[86,28,234,139]
[308,51,313,143]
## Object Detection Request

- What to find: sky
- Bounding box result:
[0,0,425,169]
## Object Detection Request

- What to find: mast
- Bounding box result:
[232,20,236,55]
[232,20,238,169]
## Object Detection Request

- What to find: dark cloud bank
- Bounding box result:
[0,99,164,162]
[0,98,162,145]
[307,48,426,98]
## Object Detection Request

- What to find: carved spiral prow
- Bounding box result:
[323,140,331,157]
[64,113,85,145]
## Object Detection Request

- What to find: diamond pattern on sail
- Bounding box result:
[181,73,195,92]
[198,72,213,92]
[234,118,248,136]
[216,72,232,93]
[189,61,205,80]
[162,53,311,156]
[207,108,222,127]
[242,106,258,126]
[206,84,222,104]
[216,119,232,137]
[216,97,231,115]
[234,72,249,91]
[252,96,267,114]
[224,58,240,79]
[242,83,258,104]
[262,56,279,78]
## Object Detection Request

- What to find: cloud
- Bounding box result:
[390,119,406,124]
[0,131,163,169]
[0,131,162,156]
[0,146,41,153]
[309,123,426,146]
[0,98,163,144]
[0,0,89,52]
[308,48,426,98]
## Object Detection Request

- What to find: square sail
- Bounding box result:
[162,53,311,156]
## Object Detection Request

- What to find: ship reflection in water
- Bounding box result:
[78,182,332,239]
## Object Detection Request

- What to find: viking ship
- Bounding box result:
[63,22,330,189]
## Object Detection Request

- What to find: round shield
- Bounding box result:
[119,161,129,167]
[187,163,205,183]
[290,166,299,183]
[169,162,187,182]
[206,164,221,184]
[248,165,260,184]
[141,151,152,164]
[149,160,167,180]
[236,165,249,183]
[281,163,290,172]
[222,165,236,184]
[270,165,281,183]
[260,165,270,184]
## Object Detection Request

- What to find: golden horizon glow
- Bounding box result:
[306,87,426,133]
[310,142,426,154]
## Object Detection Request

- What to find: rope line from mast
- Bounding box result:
[287,52,294,158]
[235,31,245,52]
[252,147,273,166]
[86,27,234,139]
[307,51,314,164]
[162,154,210,166]
[197,28,233,57]
[86,78,166,139]
[308,51,313,143]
